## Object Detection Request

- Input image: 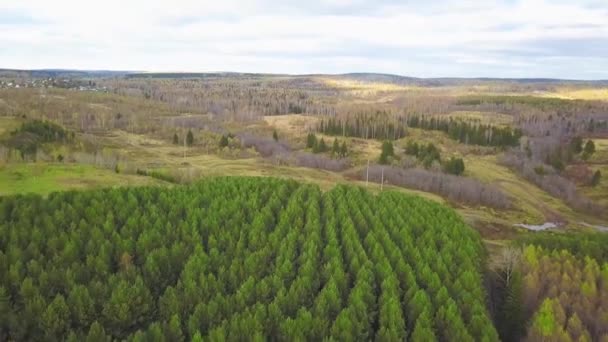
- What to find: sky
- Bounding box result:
[0,0,607,79]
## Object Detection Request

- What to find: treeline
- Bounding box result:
[456,95,576,109]
[0,177,498,340]
[318,113,406,140]
[492,232,608,342]
[103,76,339,119]
[406,116,522,147]
[517,231,608,262]
[360,165,510,208]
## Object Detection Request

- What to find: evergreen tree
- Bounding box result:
[332,138,340,156]
[591,170,601,186]
[165,314,184,342]
[306,133,317,149]
[173,133,179,145]
[219,135,229,148]
[582,140,596,160]
[85,321,110,342]
[379,140,394,164]
[570,136,583,154]
[42,295,70,340]
[496,271,525,342]
[186,130,194,146]
[340,142,348,158]
[314,138,327,153]
[273,130,279,141]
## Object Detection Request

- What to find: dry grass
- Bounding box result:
[0,116,22,136]
[263,114,319,136]
[546,88,608,101]
[318,77,417,92]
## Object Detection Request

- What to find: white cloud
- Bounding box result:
[0,0,607,78]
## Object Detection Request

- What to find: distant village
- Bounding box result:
[0,77,108,92]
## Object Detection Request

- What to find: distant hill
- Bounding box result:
[0,68,131,79]
[1,68,607,86]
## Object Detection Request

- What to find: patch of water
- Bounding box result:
[513,222,558,231]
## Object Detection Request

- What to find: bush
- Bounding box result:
[443,157,465,175]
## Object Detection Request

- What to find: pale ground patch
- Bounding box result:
[546,88,608,101]
[264,114,319,136]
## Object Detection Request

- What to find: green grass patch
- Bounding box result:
[0,163,165,196]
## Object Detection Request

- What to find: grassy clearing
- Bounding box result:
[547,88,608,101]
[589,138,608,163]
[318,77,417,92]
[580,164,608,208]
[465,155,605,227]
[0,116,22,136]
[0,163,165,196]
[263,115,319,137]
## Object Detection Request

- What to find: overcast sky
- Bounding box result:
[1,0,607,79]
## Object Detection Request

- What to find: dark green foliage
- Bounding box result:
[0,177,497,340]
[494,271,525,342]
[591,170,601,186]
[332,138,339,156]
[379,140,394,164]
[406,116,522,147]
[272,130,279,142]
[135,169,179,184]
[406,141,442,169]
[340,142,348,158]
[313,138,328,153]
[443,157,465,175]
[456,94,575,109]
[330,138,348,158]
[7,120,70,157]
[173,133,179,145]
[306,133,317,149]
[13,120,68,142]
[582,140,595,160]
[85,321,110,342]
[186,130,194,146]
[405,140,420,156]
[219,135,229,148]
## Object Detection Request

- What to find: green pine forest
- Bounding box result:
[1,177,500,341]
